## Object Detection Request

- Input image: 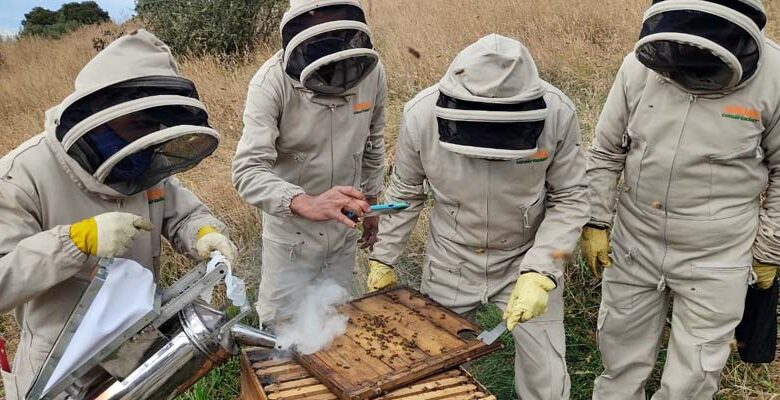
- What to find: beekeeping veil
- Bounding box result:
[436,34,549,161]
[52,30,219,196]
[281,0,379,94]
[635,0,767,93]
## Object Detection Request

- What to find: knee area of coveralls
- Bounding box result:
[655,298,741,399]
[512,321,570,400]
[653,337,732,400]
[491,284,568,399]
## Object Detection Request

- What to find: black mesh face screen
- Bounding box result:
[437,118,545,151]
[56,76,199,141]
[104,133,218,195]
[302,54,378,94]
[285,29,373,82]
[282,4,366,49]
[435,92,547,152]
[66,104,212,195]
[636,40,736,91]
[651,0,767,29]
[638,9,760,90]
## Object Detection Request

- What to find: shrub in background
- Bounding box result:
[21,2,110,39]
[135,0,286,56]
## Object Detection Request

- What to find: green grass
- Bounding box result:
[469,306,517,399]
[180,357,242,400]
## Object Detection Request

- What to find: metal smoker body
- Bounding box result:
[28,260,277,400]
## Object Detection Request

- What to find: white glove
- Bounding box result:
[70,212,153,258]
[195,226,238,263]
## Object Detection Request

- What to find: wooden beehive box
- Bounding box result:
[240,348,496,400]
[294,287,501,400]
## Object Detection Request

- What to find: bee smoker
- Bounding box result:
[28,259,277,400]
[91,300,276,400]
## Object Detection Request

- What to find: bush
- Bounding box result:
[21,2,110,39]
[135,0,286,56]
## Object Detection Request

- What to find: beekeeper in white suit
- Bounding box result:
[0,30,237,400]
[582,0,780,398]
[370,34,590,400]
[233,0,386,326]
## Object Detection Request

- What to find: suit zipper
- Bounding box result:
[327,104,338,259]
[329,104,336,189]
[483,163,490,303]
[659,94,696,283]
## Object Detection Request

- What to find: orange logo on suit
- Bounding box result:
[353,101,372,115]
[722,105,761,123]
[146,187,165,204]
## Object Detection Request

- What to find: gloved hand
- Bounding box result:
[70,212,153,258]
[753,261,778,290]
[581,226,612,278]
[504,272,556,330]
[196,226,238,263]
[367,260,397,292]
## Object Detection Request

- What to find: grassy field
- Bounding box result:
[1,0,780,399]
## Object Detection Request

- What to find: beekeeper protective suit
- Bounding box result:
[583,1,780,398]
[233,0,386,326]
[0,30,236,400]
[370,34,589,400]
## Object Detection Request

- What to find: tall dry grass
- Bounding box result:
[1,1,780,398]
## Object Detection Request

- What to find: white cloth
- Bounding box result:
[44,258,155,392]
[200,251,249,311]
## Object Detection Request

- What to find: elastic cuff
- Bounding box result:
[586,222,610,230]
[520,268,560,288]
[58,225,91,264]
[369,258,394,268]
[281,187,306,218]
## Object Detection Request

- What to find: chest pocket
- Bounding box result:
[352,152,363,188]
[431,191,461,243]
[490,161,547,250]
[623,136,648,204]
[707,136,766,215]
[275,150,311,186]
[689,101,766,216]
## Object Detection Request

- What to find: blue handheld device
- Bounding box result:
[344,202,410,219]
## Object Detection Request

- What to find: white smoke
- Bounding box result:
[274,279,350,355]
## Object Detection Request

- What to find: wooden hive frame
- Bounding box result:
[290,288,502,400]
[240,348,496,400]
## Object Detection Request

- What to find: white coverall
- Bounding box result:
[589,1,780,398]
[372,35,589,400]
[0,30,227,399]
[232,0,386,325]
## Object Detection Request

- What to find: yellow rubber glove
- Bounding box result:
[195,226,238,263]
[581,226,612,278]
[753,261,778,290]
[367,260,398,292]
[504,272,556,330]
[70,212,153,258]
